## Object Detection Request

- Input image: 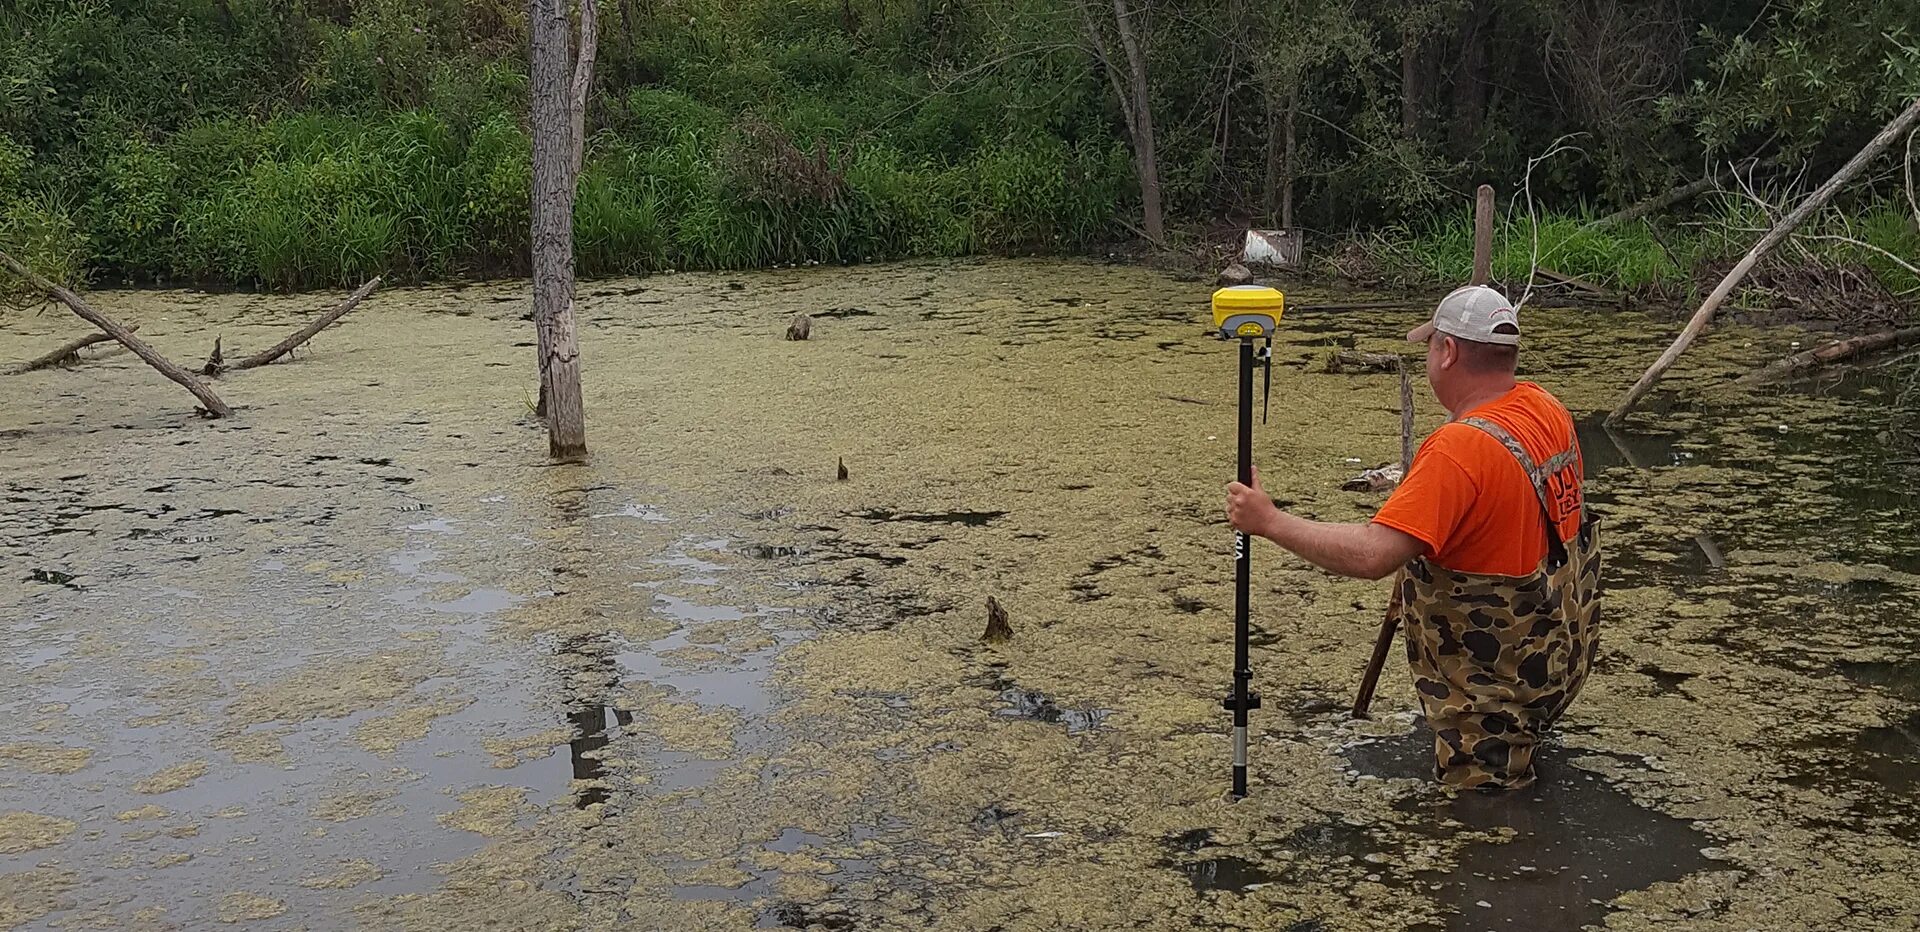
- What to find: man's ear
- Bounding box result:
[1437,335,1458,370]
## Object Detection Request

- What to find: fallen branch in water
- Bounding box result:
[210,277,382,374]
[1738,327,1920,384]
[1608,96,1920,424]
[0,251,232,417]
[9,325,138,374]
[1324,349,1402,373]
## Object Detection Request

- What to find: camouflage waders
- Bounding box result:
[1397,415,1602,790]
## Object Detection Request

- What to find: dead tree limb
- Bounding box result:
[1591,175,1717,228]
[223,277,381,372]
[0,251,232,417]
[1608,96,1920,425]
[1738,327,1920,385]
[9,325,138,375]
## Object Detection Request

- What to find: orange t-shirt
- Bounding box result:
[1371,382,1584,576]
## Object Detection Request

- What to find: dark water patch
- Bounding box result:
[740,543,810,560]
[975,671,1111,734]
[813,306,875,318]
[1782,714,1920,838]
[757,901,856,930]
[1171,593,1211,614]
[1575,412,1705,473]
[849,509,1006,527]
[1348,729,1716,932]
[29,567,80,588]
[1638,664,1697,694]
[1180,856,1276,893]
[566,704,630,809]
[1838,659,1920,698]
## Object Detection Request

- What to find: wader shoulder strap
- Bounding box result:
[1459,415,1578,561]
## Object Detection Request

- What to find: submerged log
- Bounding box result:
[223,277,382,372]
[0,251,232,417]
[1532,266,1616,300]
[1738,327,1920,384]
[1341,463,1403,492]
[836,457,849,481]
[9,326,136,375]
[1609,96,1920,424]
[1324,349,1402,374]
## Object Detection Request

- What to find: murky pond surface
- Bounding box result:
[3,259,1917,930]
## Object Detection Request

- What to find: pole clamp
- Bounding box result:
[1220,691,1262,712]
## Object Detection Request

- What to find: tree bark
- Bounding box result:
[1279,89,1296,229]
[1448,0,1489,150]
[223,276,382,372]
[0,252,232,417]
[532,0,589,459]
[10,327,135,375]
[1109,0,1164,244]
[1609,96,1920,424]
[1472,184,1494,285]
[570,0,598,181]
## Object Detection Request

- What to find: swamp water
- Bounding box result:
[2,259,1917,930]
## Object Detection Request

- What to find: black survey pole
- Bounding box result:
[1224,335,1262,799]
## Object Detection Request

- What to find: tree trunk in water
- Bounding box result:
[0,252,232,417]
[1608,96,1920,424]
[1739,327,1920,384]
[1472,184,1494,285]
[1110,0,1164,243]
[532,0,589,459]
[10,328,131,375]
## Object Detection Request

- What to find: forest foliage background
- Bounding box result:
[1,0,1916,296]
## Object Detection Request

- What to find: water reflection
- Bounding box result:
[1348,729,1715,932]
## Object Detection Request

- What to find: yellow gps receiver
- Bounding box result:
[1211,285,1284,339]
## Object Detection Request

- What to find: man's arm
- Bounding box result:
[1226,468,1426,580]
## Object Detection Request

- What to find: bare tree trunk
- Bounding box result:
[1279,89,1296,229]
[10,327,135,375]
[1449,1,1490,149]
[223,277,382,372]
[533,0,589,459]
[1609,97,1920,424]
[1109,0,1164,243]
[1263,85,1283,223]
[0,252,232,417]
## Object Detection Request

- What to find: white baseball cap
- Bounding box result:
[1407,285,1521,346]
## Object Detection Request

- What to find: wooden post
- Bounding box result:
[0,251,232,417]
[532,0,589,459]
[1608,96,1920,424]
[1352,362,1417,719]
[1471,184,1494,285]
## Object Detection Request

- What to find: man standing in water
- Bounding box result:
[1225,286,1600,789]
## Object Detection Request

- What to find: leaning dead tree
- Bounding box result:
[531,0,590,459]
[203,277,382,375]
[1609,96,1920,424]
[9,325,135,375]
[1,251,232,417]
